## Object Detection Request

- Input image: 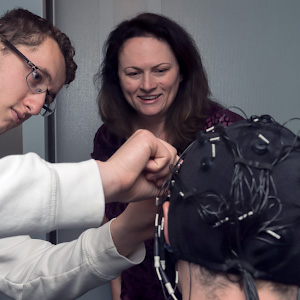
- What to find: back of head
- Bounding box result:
[159,115,300,300]
[0,8,77,84]
[183,262,298,300]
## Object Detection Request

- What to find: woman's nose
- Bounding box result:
[140,74,157,91]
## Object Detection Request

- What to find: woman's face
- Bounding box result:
[118,36,182,121]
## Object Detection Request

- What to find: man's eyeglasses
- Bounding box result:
[1,36,56,117]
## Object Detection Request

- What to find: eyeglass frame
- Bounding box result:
[0,35,56,117]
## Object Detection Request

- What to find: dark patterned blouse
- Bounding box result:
[91,102,243,300]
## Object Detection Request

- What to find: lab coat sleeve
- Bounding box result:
[0,153,104,237]
[0,221,146,300]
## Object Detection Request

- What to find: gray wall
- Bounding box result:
[0,127,22,158]
[163,0,300,130]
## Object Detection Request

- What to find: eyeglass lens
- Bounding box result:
[26,69,56,117]
[26,69,48,94]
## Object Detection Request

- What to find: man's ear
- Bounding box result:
[162,201,170,245]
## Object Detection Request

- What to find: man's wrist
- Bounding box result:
[96,160,120,203]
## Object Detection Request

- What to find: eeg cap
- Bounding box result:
[167,115,300,297]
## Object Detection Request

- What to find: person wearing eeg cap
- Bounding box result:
[156,114,300,300]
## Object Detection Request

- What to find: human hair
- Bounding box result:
[190,263,298,300]
[191,264,229,300]
[95,12,211,151]
[256,280,298,300]
[0,8,77,85]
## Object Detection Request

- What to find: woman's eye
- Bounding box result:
[155,69,168,74]
[128,72,139,76]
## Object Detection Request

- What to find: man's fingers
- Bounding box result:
[144,138,177,172]
[101,129,177,203]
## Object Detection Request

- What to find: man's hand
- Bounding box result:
[96,129,177,203]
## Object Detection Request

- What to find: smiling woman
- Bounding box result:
[91,12,244,300]
[118,36,182,133]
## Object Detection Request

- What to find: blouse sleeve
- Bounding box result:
[91,124,128,220]
[204,103,244,130]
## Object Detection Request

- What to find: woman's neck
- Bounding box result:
[133,116,167,140]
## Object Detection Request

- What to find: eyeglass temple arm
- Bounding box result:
[0,34,36,69]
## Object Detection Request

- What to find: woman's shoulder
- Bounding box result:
[91,124,126,161]
[205,100,244,129]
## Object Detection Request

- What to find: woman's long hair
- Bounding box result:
[94,12,211,151]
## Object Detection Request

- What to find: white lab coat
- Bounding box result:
[0,153,104,237]
[0,153,145,299]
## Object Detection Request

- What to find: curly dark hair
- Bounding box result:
[0,8,77,85]
[94,12,211,151]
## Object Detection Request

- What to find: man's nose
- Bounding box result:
[23,93,45,116]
